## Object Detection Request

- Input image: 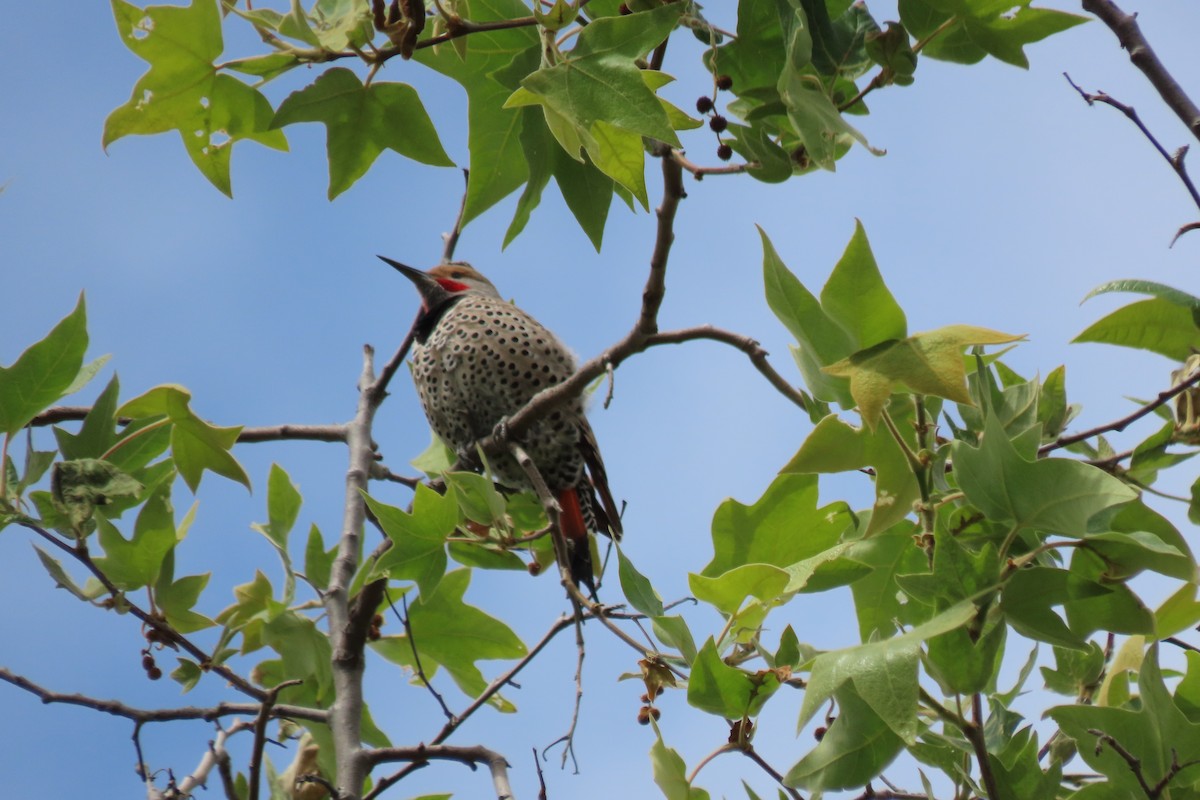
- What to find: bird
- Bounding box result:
[380,256,622,594]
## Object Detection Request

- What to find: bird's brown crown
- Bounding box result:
[427,262,497,296]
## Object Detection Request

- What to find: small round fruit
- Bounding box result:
[148,667,164,681]
[696,95,714,114]
[716,74,734,91]
[527,561,542,576]
[649,707,662,721]
[716,144,733,161]
[142,654,156,670]
[637,707,652,725]
[709,114,728,133]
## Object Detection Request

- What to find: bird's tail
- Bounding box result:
[557,487,597,597]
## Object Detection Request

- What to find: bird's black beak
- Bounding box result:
[378,255,448,308]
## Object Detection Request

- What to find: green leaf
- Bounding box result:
[690,564,790,617]
[252,464,302,604]
[1000,567,1097,650]
[954,414,1137,536]
[404,569,527,698]
[272,68,453,199]
[688,638,781,719]
[105,0,287,196]
[651,733,712,800]
[617,545,664,617]
[304,524,335,591]
[411,431,455,476]
[824,326,1024,430]
[783,405,919,535]
[1037,365,1073,439]
[652,615,698,665]
[257,463,302,550]
[1041,642,1105,695]
[707,2,788,94]
[776,68,876,170]
[444,471,507,526]
[786,685,904,791]
[701,474,854,577]
[962,7,1087,69]
[799,602,977,742]
[1155,582,1200,639]
[1065,548,1156,638]
[222,52,301,81]
[262,609,334,702]
[54,373,121,461]
[587,120,648,207]
[1178,651,1200,724]
[414,3,538,226]
[729,124,794,183]
[820,221,907,349]
[156,550,214,634]
[1074,297,1200,361]
[1084,530,1193,581]
[215,569,275,631]
[92,483,178,590]
[32,545,99,601]
[447,540,526,571]
[1050,645,1200,793]
[514,4,682,172]
[366,485,455,597]
[849,519,931,640]
[118,385,250,492]
[760,227,856,406]
[51,459,144,534]
[0,294,89,436]
[1084,279,1200,308]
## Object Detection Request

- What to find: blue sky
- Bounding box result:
[2,1,1198,798]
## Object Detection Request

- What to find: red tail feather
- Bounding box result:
[557,488,588,544]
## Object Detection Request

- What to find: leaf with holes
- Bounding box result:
[104,0,287,196]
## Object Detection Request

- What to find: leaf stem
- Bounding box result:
[99,416,171,462]
[0,432,10,503]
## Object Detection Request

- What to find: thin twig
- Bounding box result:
[27,407,349,443]
[644,326,809,411]
[668,149,752,179]
[442,169,471,263]
[533,748,548,800]
[1081,0,1200,144]
[966,693,1002,800]
[364,615,576,800]
[544,616,586,773]
[368,312,423,407]
[398,591,456,721]
[1038,369,1200,456]
[0,666,327,723]
[1064,73,1200,240]
[742,747,804,800]
[15,521,269,701]
[177,719,256,799]
[362,744,514,798]
[249,680,303,800]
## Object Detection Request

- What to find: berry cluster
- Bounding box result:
[636,685,665,725]
[141,648,163,681]
[696,74,735,161]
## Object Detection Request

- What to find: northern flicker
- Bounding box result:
[380,256,622,593]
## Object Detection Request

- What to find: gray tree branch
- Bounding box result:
[1082,0,1200,143]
